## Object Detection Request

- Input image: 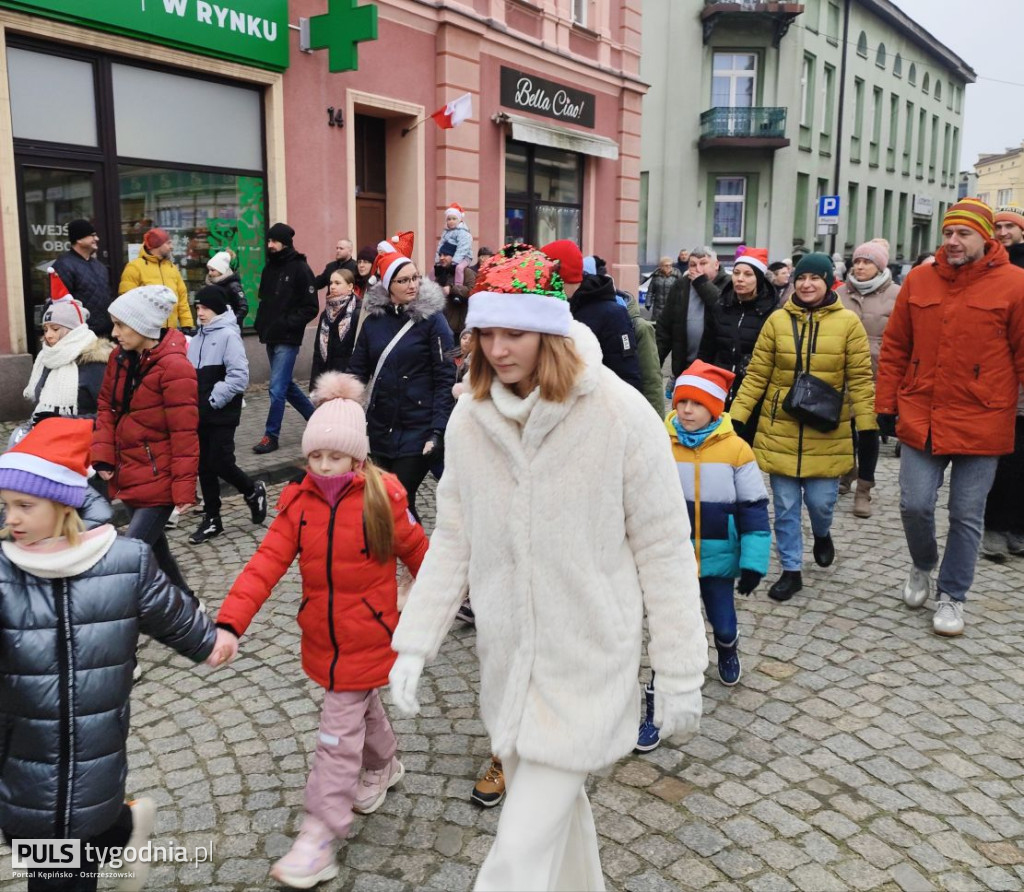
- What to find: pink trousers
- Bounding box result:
[304,688,397,839]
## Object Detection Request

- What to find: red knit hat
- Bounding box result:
[541,240,584,284]
[0,417,93,507]
[143,227,170,251]
[672,360,736,418]
[996,206,1024,232]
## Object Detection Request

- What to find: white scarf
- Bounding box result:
[2,524,117,579]
[846,267,892,296]
[23,325,98,416]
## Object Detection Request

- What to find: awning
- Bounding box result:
[494,112,619,160]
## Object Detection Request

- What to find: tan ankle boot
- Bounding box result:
[853,479,874,517]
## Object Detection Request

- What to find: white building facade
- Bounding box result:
[639,0,975,267]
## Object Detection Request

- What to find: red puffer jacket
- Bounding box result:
[218,472,429,692]
[91,329,199,506]
[876,240,1024,456]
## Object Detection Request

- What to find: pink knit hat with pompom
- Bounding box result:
[301,373,369,461]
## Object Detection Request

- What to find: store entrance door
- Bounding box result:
[16,158,109,345]
[355,114,387,247]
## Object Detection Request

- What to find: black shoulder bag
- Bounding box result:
[782,314,843,432]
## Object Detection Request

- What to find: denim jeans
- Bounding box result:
[769,475,840,571]
[265,343,315,439]
[700,576,737,646]
[125,505,191,594]
[899,441,999,601]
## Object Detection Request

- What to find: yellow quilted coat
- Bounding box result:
[118,248,194,329]
[729,296,876,478]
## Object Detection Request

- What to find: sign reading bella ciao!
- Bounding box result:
[0,0,289,69]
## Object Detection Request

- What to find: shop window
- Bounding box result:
[712,53,756,108]
[712,177,746,243]
[503,140,582,246]
[112,64,262,171]
[7,48,98,146]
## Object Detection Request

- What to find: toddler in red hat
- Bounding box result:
[635,359,771,750]
[0,416,229,891]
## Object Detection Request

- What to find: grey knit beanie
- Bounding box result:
[107,285,177,339]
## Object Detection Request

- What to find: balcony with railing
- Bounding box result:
[701,2,804,47]
[698,107,789,150]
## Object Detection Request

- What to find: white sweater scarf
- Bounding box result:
[23,325,98,416]
[2,524,117,579]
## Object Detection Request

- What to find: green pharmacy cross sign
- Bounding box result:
[305,0,378,72]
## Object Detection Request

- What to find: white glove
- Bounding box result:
[388,653,425,717]
[654,688,702,738]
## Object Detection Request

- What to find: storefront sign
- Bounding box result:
[0,0,290,70]
[912,194,934,217]
[500,67,595,129]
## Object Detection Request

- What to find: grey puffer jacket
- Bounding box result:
[0,536,215,839]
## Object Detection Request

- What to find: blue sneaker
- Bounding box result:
[635,685,660,752]
[717,639,741,686]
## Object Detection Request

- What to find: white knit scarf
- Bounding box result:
[23,325,98,416]
[846,267,892,296]
[2,524,117,579]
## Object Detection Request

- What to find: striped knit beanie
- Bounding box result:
[672,360,736,418]
[996,206,1024,233]
[942,198,994,239]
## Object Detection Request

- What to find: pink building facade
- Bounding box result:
[0,0,644,417]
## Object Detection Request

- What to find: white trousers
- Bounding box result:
[474,754,606,892]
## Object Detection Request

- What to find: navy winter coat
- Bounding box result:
[346,279,456,458]
[569,275,644,393]
[0,537,215,839]
[51,251,114,337]
[187,311,248,427]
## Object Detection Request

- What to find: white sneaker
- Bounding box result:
[115,798,157,891]
[933,592,965,637]
[164,508,180,530]
[903,566,931,609]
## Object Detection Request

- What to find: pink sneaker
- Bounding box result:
[352,757,405,815]
[269,817,338,889]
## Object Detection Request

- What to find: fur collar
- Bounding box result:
[77,337,114,365]
[361,278,447,323]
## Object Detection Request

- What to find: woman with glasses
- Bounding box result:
[347,233,456,520]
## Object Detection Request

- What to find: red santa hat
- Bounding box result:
[373,231,416,291]
[672,360,736,418]
[733,247,769,276]
[48,268,72,301]
[444,203,464,222]
[0,417,93,508]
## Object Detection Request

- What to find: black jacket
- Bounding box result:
[656,268,730,378]
[698,282,779,406]
[310,296,360,390]
[1008,242,1024,270]
[208,275,249,327]
[569,275,643,392]
[315,258,358,290]
[254,248,318,346]
[51,251,113,337]
[346,279,456,458]
[0,538,215,839]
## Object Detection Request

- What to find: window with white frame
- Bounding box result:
[571,0,587,27]
[800,54,815,126]
[713,176,746,242]
[712,52,756,108]
[998,189,1013,206]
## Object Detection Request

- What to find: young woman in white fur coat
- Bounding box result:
[389,245,709,892]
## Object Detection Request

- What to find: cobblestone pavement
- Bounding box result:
[3,431,1024,891]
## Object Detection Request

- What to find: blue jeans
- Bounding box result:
[899,441,998,601]
[769,475,840,571]
[700,576,737,646]
[265,343,315,439]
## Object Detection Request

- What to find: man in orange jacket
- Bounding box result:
[876,198,1024,638]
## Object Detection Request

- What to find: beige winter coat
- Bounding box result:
[392,322,708,772]
[840,277,899,374]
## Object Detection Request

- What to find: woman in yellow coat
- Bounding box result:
[730,253,877,601]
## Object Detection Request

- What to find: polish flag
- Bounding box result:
[431,93,473,129]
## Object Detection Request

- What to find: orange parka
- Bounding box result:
[875,240,1024,456]
[217,472,428,692]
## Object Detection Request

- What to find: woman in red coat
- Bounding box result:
[216,373,428,890]
[91,285,199,596]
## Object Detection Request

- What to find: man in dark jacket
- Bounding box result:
[541,240,643,393]
[314,237,358,290]
[52,218,113,336]
[656,246,729,382]
[253,222,318,454]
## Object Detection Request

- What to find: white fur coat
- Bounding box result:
[392,322,708,772]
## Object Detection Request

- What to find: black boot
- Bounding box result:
[768,570,803,602]
[813,534,835,567]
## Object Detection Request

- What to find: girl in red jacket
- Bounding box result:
[215,372,428,889]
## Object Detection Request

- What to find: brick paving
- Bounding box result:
[2,390,1024,891]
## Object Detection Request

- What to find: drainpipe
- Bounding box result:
[830,0,852,258]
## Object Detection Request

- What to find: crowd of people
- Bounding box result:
[2,196,1023,891]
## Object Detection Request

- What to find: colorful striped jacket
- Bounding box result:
[666,412,771,579]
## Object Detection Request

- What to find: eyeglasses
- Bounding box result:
[392,275,421,287]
